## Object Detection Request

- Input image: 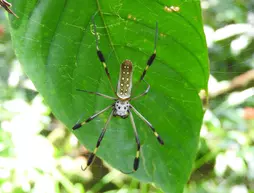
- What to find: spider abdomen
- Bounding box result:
[117,60,133,99]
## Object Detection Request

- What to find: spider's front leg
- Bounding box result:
[138,22,158,82]
[72,104,113,130]
[92,14,116,96]
[76,89,117,100]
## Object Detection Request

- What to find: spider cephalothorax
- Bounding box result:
[113,100,130,118]
[72,15,164,174]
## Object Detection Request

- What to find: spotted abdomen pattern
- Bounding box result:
[117,60,133,99]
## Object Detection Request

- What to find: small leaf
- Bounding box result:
[9,0,208,192]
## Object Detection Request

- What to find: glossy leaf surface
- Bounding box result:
[9,0,208,192]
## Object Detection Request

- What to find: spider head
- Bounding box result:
[114,100,130,118]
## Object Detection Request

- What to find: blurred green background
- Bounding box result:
[0,0,253,193]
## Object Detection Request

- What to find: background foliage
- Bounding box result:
[0,0,254,193]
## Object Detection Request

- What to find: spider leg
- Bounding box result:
[138,22,158,82]
[0,0,18,18]
[130,105,164,145]
[121,111,140,174]
[81,110,113,171]
[131,80,150,101]
[72,104,113,130]
[92,14,116,96]
[76,89,117,100]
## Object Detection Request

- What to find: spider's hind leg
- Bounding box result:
[130,105,164,145]
[121,111,141,174]
[81,110,114,171]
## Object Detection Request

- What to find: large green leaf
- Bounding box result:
[9,0,208,192]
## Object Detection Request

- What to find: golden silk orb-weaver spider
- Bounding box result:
[0,0,18,18]
[72,16,164,174]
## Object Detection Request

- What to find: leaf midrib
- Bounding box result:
[96,0,121,65]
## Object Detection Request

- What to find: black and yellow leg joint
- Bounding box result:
[150,125,164,145]
[97,50,105,62]
[96,50,110,78]
[154,131,164,145]
[97,131,104,147]
[134,156,139,171]
[104,65,110,77]
[134,145,140,170]
[81,147,98,171]
[72,116,93,130]
[140,71,147,81]
[87,152,95,166]
[72,123,82,130]
[139,53,156,81]
[133,142,140,171]
[147,53,156,66]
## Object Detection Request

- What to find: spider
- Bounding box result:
[72,16,164,174]
[0,0,18,18]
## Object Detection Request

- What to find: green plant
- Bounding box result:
[7,0,209,192]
